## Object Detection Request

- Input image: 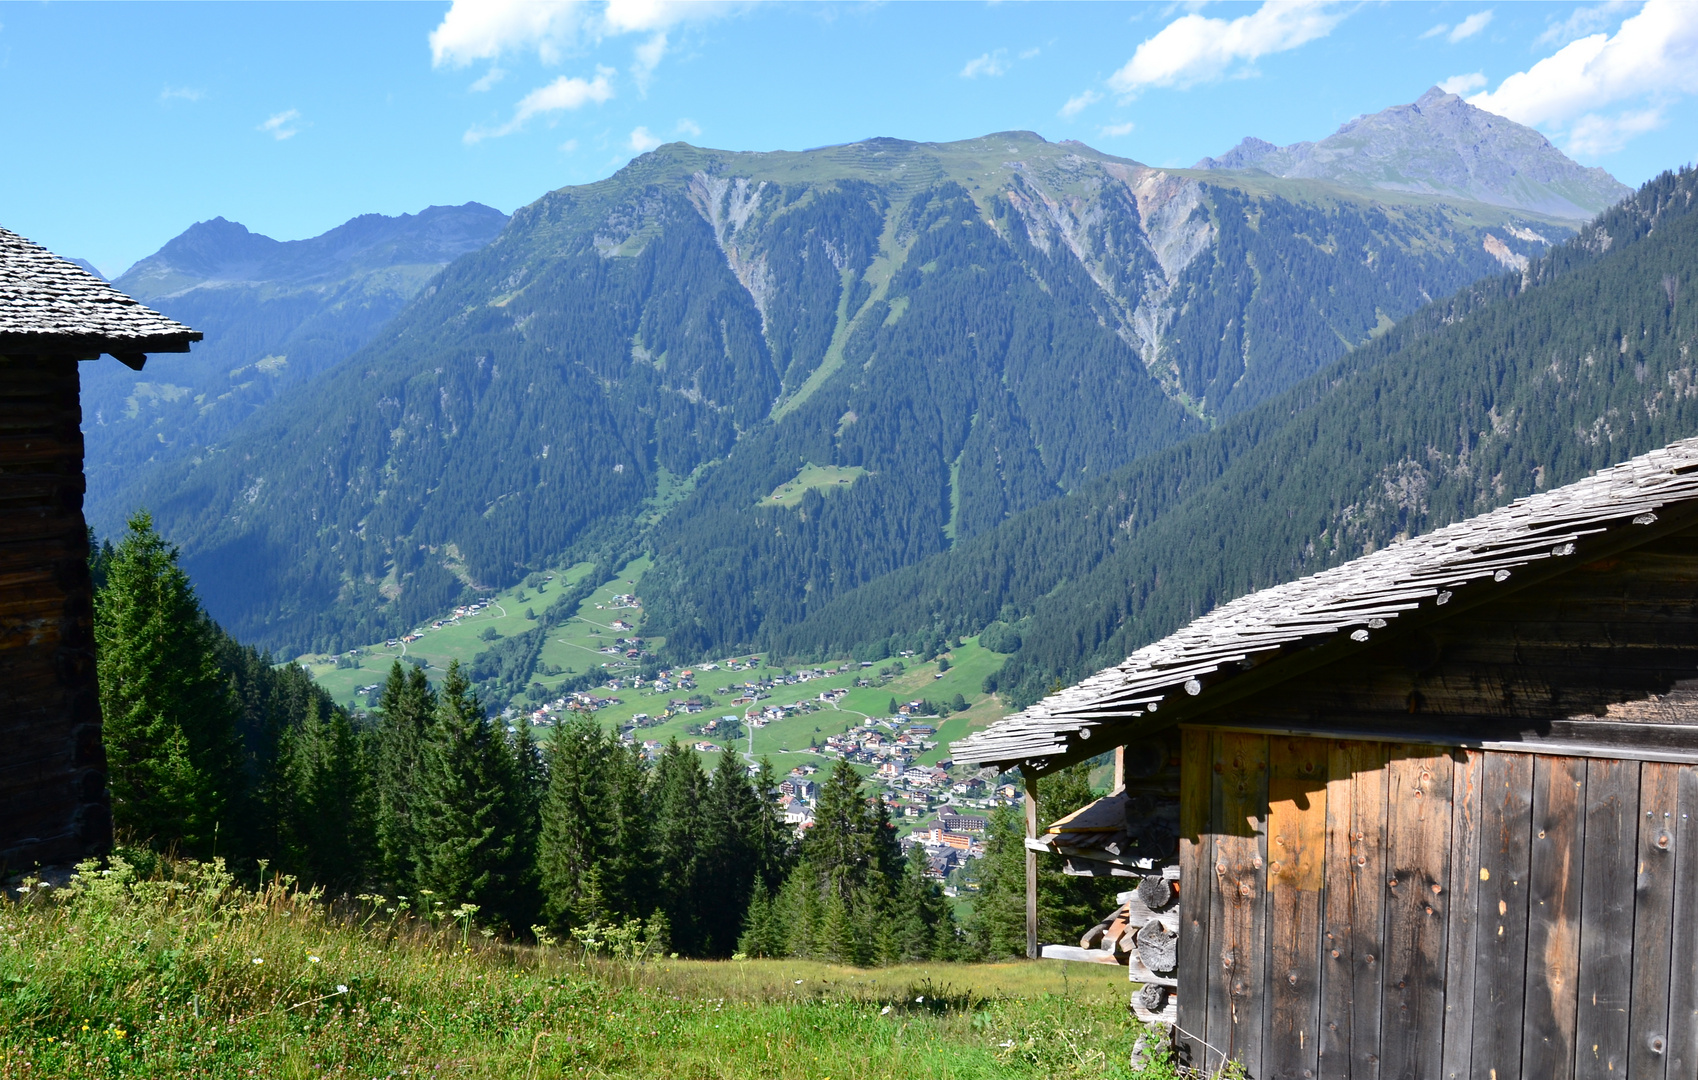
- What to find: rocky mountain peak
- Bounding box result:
[1195,89,1632,220]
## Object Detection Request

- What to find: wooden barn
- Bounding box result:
[0,226,198,874]
[955,438,1698,1080]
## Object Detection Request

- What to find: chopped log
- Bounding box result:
[1137,874,1177,911]
[1135,919,1179,973]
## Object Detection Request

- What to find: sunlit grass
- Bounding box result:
[1,857,1177,1078]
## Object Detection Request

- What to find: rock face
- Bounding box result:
[1196,87,1631,220]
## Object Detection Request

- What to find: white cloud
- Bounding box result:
[961,50,1009,78]
[1421,23,1449,40]
[1439,72,1488,95]
[1449,11,1493,42]
[1059,89,1102,118]
[1099,121,1136,138]
[464,70,615,144]
[469,67,507,93]
[1020,47,1041,60]
[1468,0,1698,156]
[674,118,702,137]
[632,31,668,93]
[1536,1,1633,47]
[1565,104,1667,155]
[628,126,663,153]
[160,86,205,103]
[258,109,302,140]
[430,0,730,67]
[560,138,580,153]
[1107,1,1347,93]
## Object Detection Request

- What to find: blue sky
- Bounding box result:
[2,1,1694,276]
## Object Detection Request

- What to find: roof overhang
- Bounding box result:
[953,438,1698,776]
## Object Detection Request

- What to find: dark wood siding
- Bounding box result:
[1179,732,1698,1080]
[0,354,108,870]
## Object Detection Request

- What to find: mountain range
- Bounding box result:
[84,91,1660,704]
[80,203,508,525]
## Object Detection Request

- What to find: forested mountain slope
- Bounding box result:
[133,127,1587,654]
[772,167,1698,708]
[82,203,509,530]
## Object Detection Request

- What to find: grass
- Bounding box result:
[0,858,1180,1079]
[760,464,868,508]
[299,554,1015,792]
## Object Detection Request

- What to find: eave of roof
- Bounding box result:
[953,436,1698,773]
[0,226,200,359]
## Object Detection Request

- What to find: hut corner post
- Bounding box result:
[1025,772,1039,960]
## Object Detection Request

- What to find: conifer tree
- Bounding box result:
[276,696,375,888]
[95,511,242,857]
[372,661,437,890]
[537,715,607,930]
[414,661,537,930]
[894,842,954,961]
[696,750,758,956]
[748,758,794,897]
[652,740,707,953]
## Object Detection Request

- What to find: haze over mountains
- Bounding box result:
[84,90,1668,708]
[81,203,508,524]
[1196,87,1632,220]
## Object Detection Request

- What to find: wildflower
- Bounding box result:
[337,985,349,994]
[880,1006,892,1015]
[253,957,264,965]
[308,956,321,964]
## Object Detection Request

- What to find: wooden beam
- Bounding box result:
[1114,744,1126,792]
[1025,772,1039,960]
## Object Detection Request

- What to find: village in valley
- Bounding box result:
[298,558,1036,899]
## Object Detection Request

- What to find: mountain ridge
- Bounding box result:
[1195,86,1630,220]
[83,202,510,528]
[116,126,1592,656]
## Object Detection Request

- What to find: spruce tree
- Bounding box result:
[652,740,707,953]
[372,661,437,890]
[276,696,375,888]
[537,715,608,930]
[696,750,758,956]
[95,511,242,857]
[894,843,953,961]
[748,758,794,896]
[414,661,537,930]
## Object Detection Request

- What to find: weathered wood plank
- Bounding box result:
[1663,765,1698,1080]
[1265,736,1328,1080]
[1521,755,1587,1080]
[1177,726,1214,1071]
[1440,749,1484,1080]
[1471,750,1535,1080]
[1380,747,1454,1080]
[1575,757,1641,1079]
[1208,731,1269,1078]
[1626,762,1679,1080]
[1342,741,1391,1080]
[1319,741,1359,1080]
[1025,773,1039,960]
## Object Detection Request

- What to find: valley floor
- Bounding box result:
[1,859,1163,1079]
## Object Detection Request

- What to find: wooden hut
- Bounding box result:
[0,226,199,873]
[954,438,1698,1080]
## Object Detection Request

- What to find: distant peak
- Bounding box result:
[1416,85,1459,109]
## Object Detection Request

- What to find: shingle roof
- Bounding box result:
[953,436,1698,770]
[0,225,199,360]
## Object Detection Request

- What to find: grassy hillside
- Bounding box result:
[0,858,1166,1079]
[300,558,1014,793]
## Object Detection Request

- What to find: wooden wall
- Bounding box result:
[0,354,109,871]
[1176,729,1698,1080]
